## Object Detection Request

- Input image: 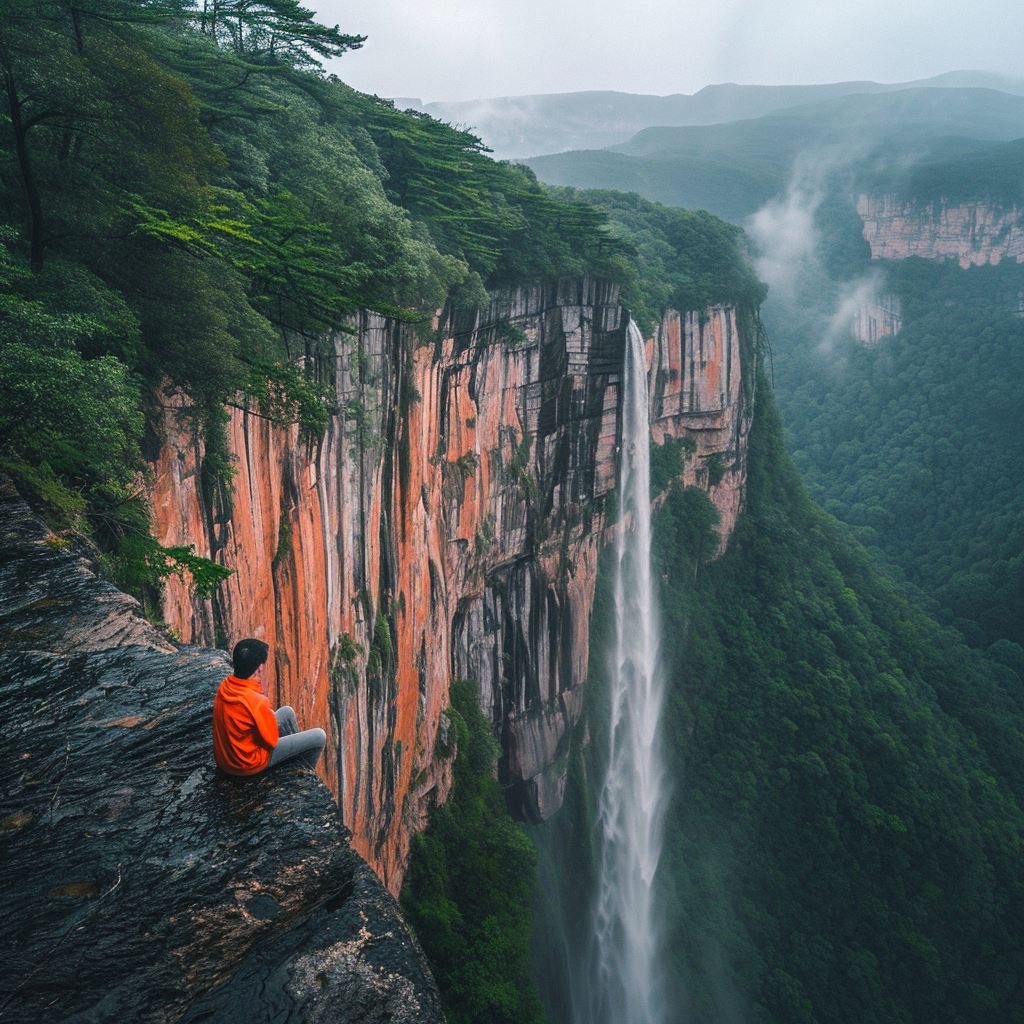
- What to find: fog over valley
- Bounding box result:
[2,4,1023,1024]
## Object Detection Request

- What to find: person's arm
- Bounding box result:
[249,692,280,749]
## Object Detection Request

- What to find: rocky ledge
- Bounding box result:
[0,482,444,1024]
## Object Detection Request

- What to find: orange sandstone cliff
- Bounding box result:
[857,195,1024,268]
[150,281,756,893]
[646,305,754,549]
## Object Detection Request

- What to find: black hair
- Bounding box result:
[232,638,269,679]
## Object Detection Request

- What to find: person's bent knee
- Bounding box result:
[275,706,299,736]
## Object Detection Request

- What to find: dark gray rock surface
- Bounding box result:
[0,483,444,1024]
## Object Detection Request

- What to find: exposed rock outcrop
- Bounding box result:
[150,282,757,888]
[851,293,902,347]
[646,305,755,547]
[857,195,1024,267]
[0,482,444,1024]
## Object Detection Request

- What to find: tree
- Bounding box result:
[0,0,224,273]
[190,0,365,66]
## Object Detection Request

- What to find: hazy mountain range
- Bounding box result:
[523,86,1024,223]
[393,71,1024,161]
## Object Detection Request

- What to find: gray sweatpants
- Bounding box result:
[267,706,326,771]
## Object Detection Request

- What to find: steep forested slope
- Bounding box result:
[657,385,1024,1023]
[860,136,1024,206]
[539,382,1024,1024]
[780,259,1024,651]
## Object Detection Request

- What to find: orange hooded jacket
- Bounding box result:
[212,675,279,775]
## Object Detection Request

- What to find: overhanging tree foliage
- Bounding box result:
[189,0,365,66]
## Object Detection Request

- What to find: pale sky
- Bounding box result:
[312,0,1024,103]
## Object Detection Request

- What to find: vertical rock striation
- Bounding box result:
[857,195,1024,267]
[645,305,755,547]
[150,282,757,889]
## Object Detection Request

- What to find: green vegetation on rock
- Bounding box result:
[544,186,766,334]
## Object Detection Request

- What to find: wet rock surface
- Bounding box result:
[0,483,444,1024]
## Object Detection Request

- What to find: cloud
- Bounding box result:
[747,152,887,356]
[822,272,886,352]
[747,185,822,304]
[314,0,1024,102]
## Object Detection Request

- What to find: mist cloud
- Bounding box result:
[314,0,1024,102]
[747,154,886,355]
[747,185,822,304]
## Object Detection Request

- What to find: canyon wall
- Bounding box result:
[851,294,902,348]
[857,195,1024,267]
[150,283,755,892]
[646,305,754,548]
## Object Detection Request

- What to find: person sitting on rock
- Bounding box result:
[213,638,327,776]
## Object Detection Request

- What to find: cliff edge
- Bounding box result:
[858,194,1024,267]
[150,282,757,891]
[0,482,444,1024]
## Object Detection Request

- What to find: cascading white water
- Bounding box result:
[583,318,669,1024]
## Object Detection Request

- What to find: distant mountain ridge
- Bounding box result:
[394,72,1024,160]
[523,88,1024,224]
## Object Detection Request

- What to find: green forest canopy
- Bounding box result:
[544,186,767,334]
[0,0,639,592]
[769,252,1024,655]
[655,383,1024,1024]
[532,381,1024,1024]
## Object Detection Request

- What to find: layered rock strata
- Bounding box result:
[646,305,755,548]
[857,195,1024,267]
[0,482,444,1024]
[150,282,756,890]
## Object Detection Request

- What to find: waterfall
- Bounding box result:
[581,318,669,1024]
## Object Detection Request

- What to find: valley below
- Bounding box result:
[2,8,1023,1021]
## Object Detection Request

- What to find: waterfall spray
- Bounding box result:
[582,319,669,1024]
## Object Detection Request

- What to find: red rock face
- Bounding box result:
[851,294,902,348]
[150,284,756,892]
[646,306,755,550]
[858,195,1024,268]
